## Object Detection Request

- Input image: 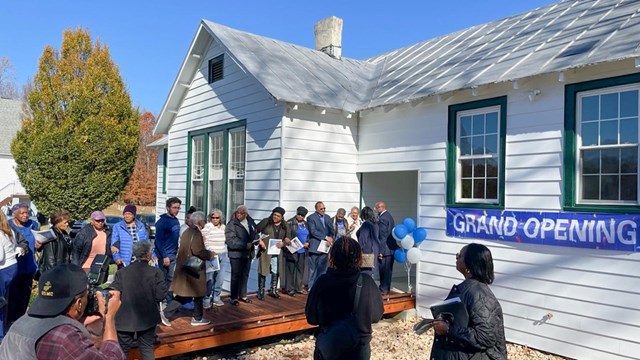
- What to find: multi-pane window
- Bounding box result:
[190,135,205,211]
[447,97,506,209]
[188,121,246,218]
[458,107,500,202]
[577,86,639,204]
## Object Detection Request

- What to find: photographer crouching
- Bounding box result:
[0,263,124,359]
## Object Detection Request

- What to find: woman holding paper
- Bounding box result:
[201,208,227,308]
[255,207,291,300]
[430,243,507,360]
[284,206,310,296]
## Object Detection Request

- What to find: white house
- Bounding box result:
[0,98,29,211]
[153,0,640,358]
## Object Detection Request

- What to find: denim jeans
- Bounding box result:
[206,252,229,302]
[160,259,176,304]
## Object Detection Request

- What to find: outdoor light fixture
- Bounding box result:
[292,104,298,110]
[635,57,640,68]
[512,81,519,90]
[558,71,566,82]
[528,89,542,102]
[320,108,327,115]
[471,86,478,96]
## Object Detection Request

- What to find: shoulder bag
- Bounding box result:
[181,233,203,278]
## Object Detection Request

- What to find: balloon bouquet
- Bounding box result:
[392,217,427,293]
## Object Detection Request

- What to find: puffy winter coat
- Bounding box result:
[430,278,507,360]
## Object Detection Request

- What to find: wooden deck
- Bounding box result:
[126,292,415,359]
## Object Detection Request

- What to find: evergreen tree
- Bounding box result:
[11,28,139,220]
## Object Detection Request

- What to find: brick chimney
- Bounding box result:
[314,16,343,59]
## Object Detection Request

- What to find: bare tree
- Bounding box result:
[0,56,20,99]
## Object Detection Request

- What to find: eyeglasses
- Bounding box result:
[211,216,220,219]
[318,208,325,211]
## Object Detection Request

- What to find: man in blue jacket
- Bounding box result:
[375,201,397,295]
[306,201,334,289]
[154,197,181,306]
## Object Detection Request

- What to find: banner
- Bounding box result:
[446,208,639,251]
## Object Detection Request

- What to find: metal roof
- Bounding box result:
[155,0,640,134]
[366,0,640,108]
[0,98,22,155]
[202,20,379,113]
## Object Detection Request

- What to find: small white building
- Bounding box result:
[153,1,640,358]
[0,98,30,212]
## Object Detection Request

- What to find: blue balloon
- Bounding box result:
[393,224,409,240]
[402,218,417,232]
[413,227,427,244]
[394,249,407,264]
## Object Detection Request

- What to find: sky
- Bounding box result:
[1,0,558,117]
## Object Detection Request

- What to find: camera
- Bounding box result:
[84,254,111,316]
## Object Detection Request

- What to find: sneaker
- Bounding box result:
[213,299,225,307]
[203,298,212,309]
[190,317,211,326]
[159,303,171,327]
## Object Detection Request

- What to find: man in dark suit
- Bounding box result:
[110,241,167,359]
[306,201,334,289]
[375,201,397,295]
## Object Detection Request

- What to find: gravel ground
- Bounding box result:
[172,317,569,360]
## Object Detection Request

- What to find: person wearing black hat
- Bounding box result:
[255,207,291,300]
[284,206,310,296]
[0,264,125,359]
[111,204,149,268]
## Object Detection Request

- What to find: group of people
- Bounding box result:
[0,196,507,360]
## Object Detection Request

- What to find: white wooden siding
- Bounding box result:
[280,107,360,216]
[154,148,167,218]
[358,62,640,360]
[166,40,285,221]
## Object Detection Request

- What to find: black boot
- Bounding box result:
[268,273,280,299]
[257,275,266,300]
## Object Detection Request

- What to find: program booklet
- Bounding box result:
[267,239,282,255]
[429,297,468,327]
[286,237,304,253]
[32,229,56,245]
[206,255,220,273]
[317,240,330,253]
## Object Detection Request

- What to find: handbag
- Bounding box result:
[316,274,363,360]
[181,234,203,278]
[361,253,375,268]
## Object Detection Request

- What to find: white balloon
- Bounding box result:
[407,247,421,264]
[400,234,414,250]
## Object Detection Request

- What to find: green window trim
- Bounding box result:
[162,148,168,194]
[447,96,507,209]
[186,119,246,217]
[563,72,640,214]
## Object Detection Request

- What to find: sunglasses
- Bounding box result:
[94,219,105,223]
[211,216,220,219]
[318,207,325,210]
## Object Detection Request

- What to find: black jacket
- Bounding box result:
[38,228,72,274]
[225,216,258,259]
[377,211,397,256]
[72,224,112,267]
[430,279,507,360]
[306,268,384,340]
[110,260,167,332]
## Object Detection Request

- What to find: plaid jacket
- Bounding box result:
[36,324,124,360]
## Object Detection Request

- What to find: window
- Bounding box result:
[162,148,168,194]
[208,54,224,84]
[565,74,640,212]
[187,120,246,217]
[447,97,506,208]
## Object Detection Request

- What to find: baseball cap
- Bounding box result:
[90,210,106,221]
[296,206,308,217]
[28,264,88,317]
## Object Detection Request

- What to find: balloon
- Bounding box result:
[392,224,408,241]
[413,227,427,243]
[407,247,421,264]
[394,249,407,264]
[401,234,415,250]
[402,218,416,232]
